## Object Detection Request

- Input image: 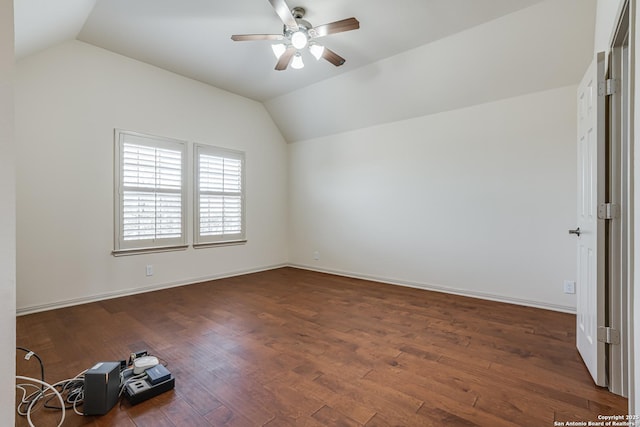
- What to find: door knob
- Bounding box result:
[569,227,581,236]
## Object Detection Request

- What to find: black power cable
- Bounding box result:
[16,346,45,391]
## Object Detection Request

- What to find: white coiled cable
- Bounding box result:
[15,375,66,427]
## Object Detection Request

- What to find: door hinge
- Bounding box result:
[599,78,619,96]
[598,202,619,220]
[597,326,620,345]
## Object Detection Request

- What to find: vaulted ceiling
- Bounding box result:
[14,0,596,142]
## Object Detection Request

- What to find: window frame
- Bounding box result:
[113,129,188,256]
[193,143,247,247]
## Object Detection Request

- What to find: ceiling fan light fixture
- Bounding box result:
[291,31,308,49]
[271,43,287,59]
[309,44,324,60]
[230,1,359,71]
[291,52,304,69]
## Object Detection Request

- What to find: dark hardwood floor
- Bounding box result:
[16,267,627,426]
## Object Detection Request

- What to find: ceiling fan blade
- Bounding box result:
[322,47,346,67]
[231,34,285,41]
[268,0,299,30]
[275,46,296,71]
[312,17,360,38]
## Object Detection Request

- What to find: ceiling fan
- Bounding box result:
[231,0,360,71]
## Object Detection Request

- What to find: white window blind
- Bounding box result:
[114,130,187,254]
[195,144,246,245]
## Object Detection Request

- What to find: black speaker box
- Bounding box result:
[83,361,120,415]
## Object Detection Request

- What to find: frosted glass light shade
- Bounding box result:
[271,44,286,59]
[291,53,304,69]
[291,31,308,49]
[309,44,324,60]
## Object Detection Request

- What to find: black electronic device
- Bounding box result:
[146,364,171,385]
[83,361,120,415]
[124,375,175,405]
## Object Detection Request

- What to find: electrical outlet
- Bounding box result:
[313,251,320,261]
[563,280,575,294]
[146,265,153,277]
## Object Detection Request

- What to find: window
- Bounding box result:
[114,130,187,254]
[194,144,246,246]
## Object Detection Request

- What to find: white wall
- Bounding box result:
[15,40,288,312]
[0,0,15,421]
[289,85,577,312]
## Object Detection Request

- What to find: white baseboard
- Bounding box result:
[288,263,576,314]
[16,263,288,316]
[17,262,576,316]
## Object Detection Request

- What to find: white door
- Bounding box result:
[575,51,606,387]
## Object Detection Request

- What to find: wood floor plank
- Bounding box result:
[265,369,377,425]
[311,405,361,427]
[15,267,627,426]
[203,404,255,427]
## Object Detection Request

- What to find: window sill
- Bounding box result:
[193,240,247,249]
[112,245,189,257]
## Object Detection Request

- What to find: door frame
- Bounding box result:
[607,0,631,398]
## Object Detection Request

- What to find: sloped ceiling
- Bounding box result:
[14,0,97,58]
[14,0,595,142]
[266,0,597,141]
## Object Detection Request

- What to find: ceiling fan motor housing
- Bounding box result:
[291,7,305,19]
[285,8,312,49]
